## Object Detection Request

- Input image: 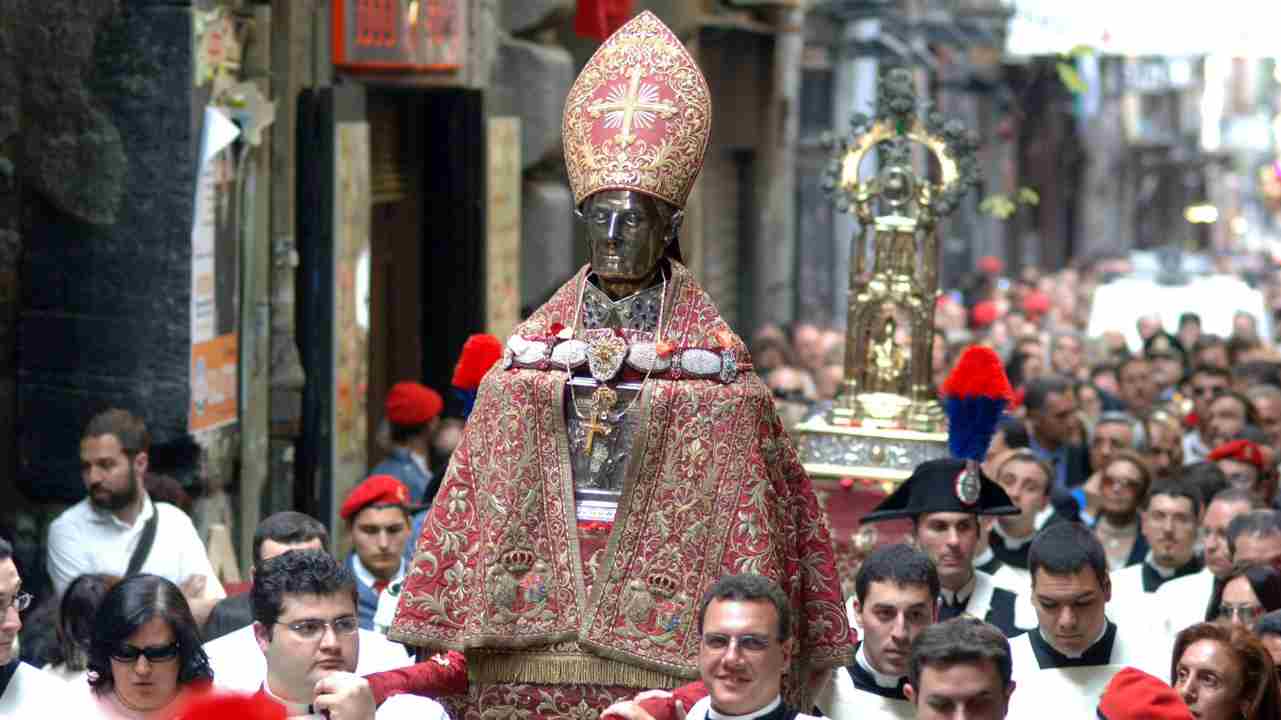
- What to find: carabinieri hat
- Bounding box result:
[861,457,1019,523]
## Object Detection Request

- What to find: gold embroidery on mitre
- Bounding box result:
[562,11,712,209]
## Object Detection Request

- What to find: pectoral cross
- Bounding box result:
[588,67,676,147]
[583,386,618,456]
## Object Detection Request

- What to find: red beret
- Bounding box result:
[1022,290,1051,317]
[1208,439,1267,470]
[971,300,999,328]
[1097,667,1193,720]
[340,475,411,522]
[385,382,443,426]
[977,255,1004,274]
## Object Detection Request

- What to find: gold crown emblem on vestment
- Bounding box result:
[562,11,712,209]
[501,548,535,574]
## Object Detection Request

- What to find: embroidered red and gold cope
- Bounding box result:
[562,10,712,209]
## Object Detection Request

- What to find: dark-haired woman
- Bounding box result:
[83,574,213,718]
[1207,563,1281,626]
[43,573,118,686]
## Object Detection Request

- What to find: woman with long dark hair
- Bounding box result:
[84,574,213,717]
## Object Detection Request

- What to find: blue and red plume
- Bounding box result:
[940,345,1014,462]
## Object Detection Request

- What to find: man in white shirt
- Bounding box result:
[863,458,1027,637]
[249,549,446,719]
[1006,522,1166,718]
[904,618,1015,720]
[46,409,224,622]
[601,574,820,720]
[988,451,1066,574]
[816,544,937,720]
[0,538,89,714]
[1109,480,1203,622]
[1156,487,1259,634]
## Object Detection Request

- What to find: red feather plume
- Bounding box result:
[451,334,503,390]
[941,345,1014,401]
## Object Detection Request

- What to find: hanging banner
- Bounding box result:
[332,0,466,72]
[189,106,241,433]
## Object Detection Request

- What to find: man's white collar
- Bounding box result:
[940,573,977,606]
[856,643,905,688]
[1145,551,1179,579]
[351,552,406,589]
[992,520,1035,549]
[706,695,782,719]
[1038,622,1109,660]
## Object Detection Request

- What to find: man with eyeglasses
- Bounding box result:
[0,537,87,714]
[601,574,821,720]
[1226,509,1281,571]
[204,514,413,694]
[251,549,447,719]
[1182,366,1231,464]
[1156,488,1260,635]
[1107,481,1203,629]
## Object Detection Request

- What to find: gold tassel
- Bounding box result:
[469,651,690,689]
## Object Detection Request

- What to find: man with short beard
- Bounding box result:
[1107,481,1203,629]
[46,409,223,622]
[1156,488,1260,635]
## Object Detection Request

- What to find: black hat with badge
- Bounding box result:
[1144,331,1186,363]
[861,457,1019,522]
[863,345,1020,523]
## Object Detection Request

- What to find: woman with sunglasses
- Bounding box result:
[84,574,213,718]
[1207,563,1281,627]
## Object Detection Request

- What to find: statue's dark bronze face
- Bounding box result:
[580,190,676,299]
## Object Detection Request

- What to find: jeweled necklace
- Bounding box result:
[566,268,667,456]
